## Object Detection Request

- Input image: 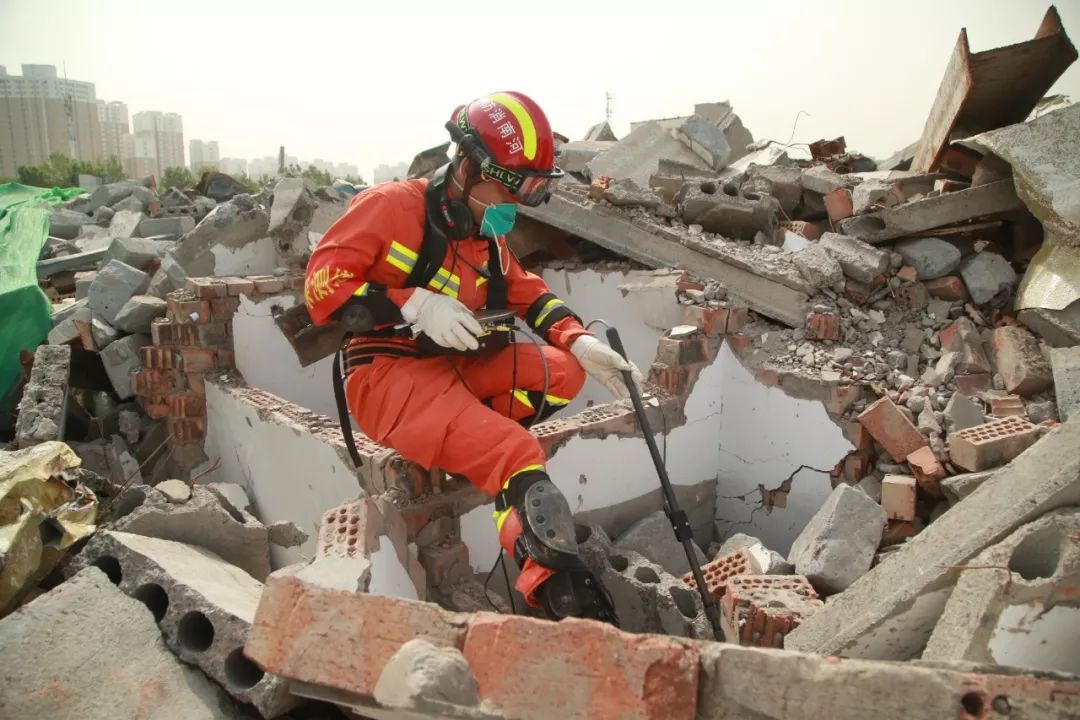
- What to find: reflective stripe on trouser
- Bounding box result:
[461,343,585,425]
[343,344,583,498]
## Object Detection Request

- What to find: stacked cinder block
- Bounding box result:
[130,274,304,474]
[720,574,822,648]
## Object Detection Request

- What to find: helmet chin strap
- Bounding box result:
[450,168,489,210]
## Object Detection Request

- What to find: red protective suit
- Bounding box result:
[305,178,590,601]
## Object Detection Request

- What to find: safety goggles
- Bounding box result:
[480,160,564,207]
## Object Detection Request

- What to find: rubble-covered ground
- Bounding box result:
[3,7,1080,720]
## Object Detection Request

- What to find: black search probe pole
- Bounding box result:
[605,327,723,641]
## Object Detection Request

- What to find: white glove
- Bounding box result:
[402,288,482,352]
[570,335,644,400]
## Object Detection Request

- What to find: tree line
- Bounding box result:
[2,153,364,193]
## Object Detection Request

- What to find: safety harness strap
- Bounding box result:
[332,348,364,468]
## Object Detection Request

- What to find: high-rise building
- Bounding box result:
[189,139,220,174]
[217,157,247,176]
[373,161,408,184]
[129,110,185,178]
[0,64,103,178]
[97,100,129,163]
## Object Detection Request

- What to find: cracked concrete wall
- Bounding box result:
[200,379,361,568]
[713,342,854,555]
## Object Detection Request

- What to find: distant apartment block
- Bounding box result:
[0,64,103,178]
[217,157,247,176]
[189,139,220,174]
[374,161,409,183]
[129,110,184,178]
[97,100,130,162]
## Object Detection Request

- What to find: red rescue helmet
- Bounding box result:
[447,91,564,206]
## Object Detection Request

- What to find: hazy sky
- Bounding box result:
[2,0,1077,181]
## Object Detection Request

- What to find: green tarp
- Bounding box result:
[0,183,86,410]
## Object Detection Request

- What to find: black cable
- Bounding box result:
[500,552,517,615]
[482,549,518,616]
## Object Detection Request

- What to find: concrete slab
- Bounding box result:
[924,508,1080,674]
[586,122,711,189]
[786,415,1080,659]
[0,567,241,720]
[15,344,70,448]
[613,509,706,577]
[70,531,295,717]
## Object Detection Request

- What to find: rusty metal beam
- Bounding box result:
[911,6,1077,174]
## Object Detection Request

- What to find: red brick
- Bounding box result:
[179,347,216,373]
[251,275,286,294]
[649,366,693,397]
[939,145,981,178]
[197,322,230,346]
[316,497,382,559]
[150,320,179,346]
[683,548,756,603]
[210,296,240,321]
[896,266,918,283]
[754,368,781,387]
[844,278,872,304]
[166,295,207,324]
[139,346,174,370]
[170,416,206,442]
[169,393,205,418]
[805,311,840,341]
[587,175,612,201]
[955,373,992,395]
[186,372,206,396]
[288,274,306,290]
[463,614,698,720]
[725,306,750,334]
[721,575,821,648]
[926,276,969,301]
[857,396,928,462]
[656,336,709,367]
[948,416,1040,472]
[906,446,946,497]
[419,541,471,590]
[681,305,728,336]
[223,277,256,296]
[133,368,173,396]
[726,334,751,355]
[823,188,853,223]
[990,394,1027,418]
[185,277,229,298]
[246,577,469,698]
[835,450,873,485]
[217,349,236,369]
[989,326,1053,397]
[143,395,169,419]
[881,475,917,520]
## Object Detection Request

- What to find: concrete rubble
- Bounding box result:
[6,8,1080,719]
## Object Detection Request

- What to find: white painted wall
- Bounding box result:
[232,293,340,420]
[713,342,853,556]
[989,604,1080,674]
[367,544,419,601]
[200,380,362,568]
[210,236,279,276]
